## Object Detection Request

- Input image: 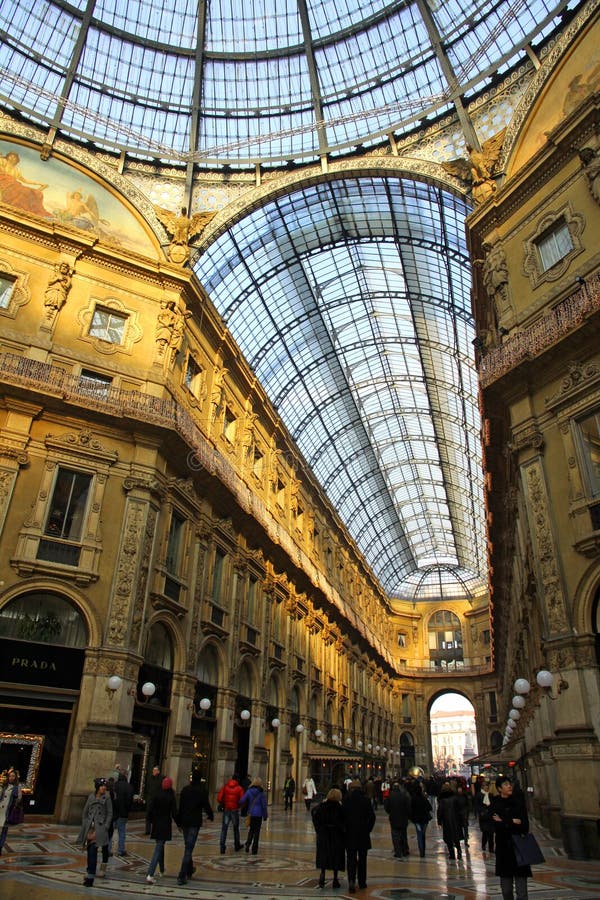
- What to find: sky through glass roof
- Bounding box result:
[195,177,486,600]
[0,0,576,165]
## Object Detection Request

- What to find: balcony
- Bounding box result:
[479,274,600,388]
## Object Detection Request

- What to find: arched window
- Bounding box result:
[196,644,219,685]
[428,610,463,669]
[146,622,173,670]
[0,591,87,647]
[592,587,600,666]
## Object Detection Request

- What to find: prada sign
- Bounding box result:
[0,638,85,689]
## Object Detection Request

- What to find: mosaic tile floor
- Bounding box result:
[1,805,599,899]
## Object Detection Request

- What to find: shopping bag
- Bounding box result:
[512,832,545,866]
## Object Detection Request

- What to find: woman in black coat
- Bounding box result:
[410,782,433,857]
[145,777,177,885]
[342,780,376,894]
[437,783,463,860]
[312,788,346,889]
[491,777,531,900]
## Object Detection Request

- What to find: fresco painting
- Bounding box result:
[0,140,156,257]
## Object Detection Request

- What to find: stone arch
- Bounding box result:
[236,656,259,698]
[144,611,186,672]
[266,670,285,707]
[196,160,471,256]
[572,559,600,637]
[196,639,224,685]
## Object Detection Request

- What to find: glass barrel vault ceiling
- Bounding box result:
[0,0,576,166]
[195,178,487,601]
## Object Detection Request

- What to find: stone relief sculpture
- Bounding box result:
[442,129,506,204]
[44,260,73,313]
[154,205,216,265]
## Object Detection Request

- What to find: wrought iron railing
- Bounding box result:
[479,273,600,387]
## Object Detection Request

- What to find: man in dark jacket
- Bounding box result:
[343,780,376,893]
[175,769,214,885]
[145,765,164,835]
[283,774,296,811]
[384,781,411,858]
[112,771,134,857]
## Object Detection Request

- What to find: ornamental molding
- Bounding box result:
[522,460,569,635]
[45,429,118,465]
[545,360,600,413]
[0,444,29,465]
[510,423,544,453]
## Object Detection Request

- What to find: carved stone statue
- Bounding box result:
[44,261,73,312]
[155,299,190,356]
[478,240,509,314]
[442,129,506,204]
[579,146,600,204]
[210,365,228,420]
[154,205,216,265]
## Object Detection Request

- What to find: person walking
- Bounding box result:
[437,782,463,860]
[145,776,177,884]
[456,784,470,848]
[77,777,113,887]
[283,773,296,811]
[311,787,346,889]
[302,773,317,811]
[0,768,24,856]
[175,768,214,885]
[145,765,164,835]
[343,780,376,894]
[474,779,495,855]
[240,776,268,854]
[112,770,134,857]
[410,782,433,858]
[216,773,244,853]
[491,777,532,900]
[384,781,411,859]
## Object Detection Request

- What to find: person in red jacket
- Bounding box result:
[216,773,244,853]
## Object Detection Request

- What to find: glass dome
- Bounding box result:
[0,0,579,166]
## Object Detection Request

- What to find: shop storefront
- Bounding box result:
[0,592,87,814]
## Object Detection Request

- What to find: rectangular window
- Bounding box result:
[397,632,406,648]
[212,548,225,599]
[44,468,92,541]
[184,356,204,397]
[38,468,93,565]
[247,576,257,623]
[223,406,236,443]
[0,274,15,309]
[536,219,573,271]
[577,409,600,498]
[165,511,185,574]
[79,368,112,398]
[482,628,491,645]
[252,448,264,480]
[89,307,127,344]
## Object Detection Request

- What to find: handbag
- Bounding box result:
[7,803,24,825]
[245,815,251,827]
[512,832,545,866]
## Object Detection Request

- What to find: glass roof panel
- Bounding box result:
[195,175,486,599]
[0,0,576,164]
